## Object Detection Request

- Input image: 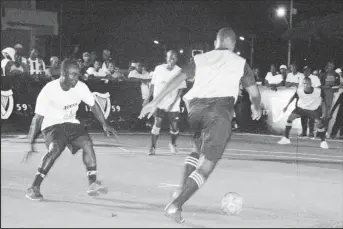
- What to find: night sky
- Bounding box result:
[36,0,343,74]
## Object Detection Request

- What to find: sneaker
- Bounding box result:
[164,202,185,224]
[87,180,108,196]
[148,147,156,156]
[26,186,43,201]
[308,132,315,138]
[320,141,329,149]
[278,137,291,145]
[169,143,178,154]
[298,133,307,138]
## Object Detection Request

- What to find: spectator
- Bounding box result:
[81,52,92,71]
[312,69,319,77]
[321,60,341,112]
[335,68,343,86]
[28,48,46,77]
[90,51,97,66]
[14,44,28,65]
[86,59,106,78]
[106,62,124,80]
[128,61,152,103]
[265,64,283,90]
[4,52,29,77]
[101,49,112,74]
[285,63,304,88]
[45,56,60,80]
[279,64,288,84]
[329,92,343,139]
[1,47,15,75]
[253,67,262,83]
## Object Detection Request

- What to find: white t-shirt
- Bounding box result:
[35,79,95,130]
[286,72,304,84]
[296,87,322,110]
[298,74,321,88]
[265,73,283,84]
[128,69,152,100]
[86,67,107,77]
[152,64,187,112]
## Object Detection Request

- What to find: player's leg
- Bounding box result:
[310,108,329,149]
[149,109,164,155]
[26,124,67,200]
[165,98,233,223]
[278,108,302,144]
[168,112,180,154]
[308,117,315,138]
[300,116,308,137]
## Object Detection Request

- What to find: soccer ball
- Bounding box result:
[220,192,244,215]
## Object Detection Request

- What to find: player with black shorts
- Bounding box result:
[144,50,187,155]
[278,77,329,149]
[139,27,262,223]
[23,59,117,200]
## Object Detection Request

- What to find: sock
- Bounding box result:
[301,117,307,135]
[285,122,292,138]
[87,166,97,185]
[32,168,46,188]
[151,134,158,148]
[173,171,205,209]
[170,130,179,145]
[181,152,200,187]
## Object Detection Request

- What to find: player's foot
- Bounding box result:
[26,186,43,201]
[164,202,185,224]
[278,137,291,145]
[148,147,156,156]
[298,133,307,138]
[320,141,329,149]
[87,180,108,196]
[308,132,315,138]
[169,143,178,154]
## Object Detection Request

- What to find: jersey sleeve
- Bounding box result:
[241,62,256,88]
[35,85,50,116]
[79,82,95,107]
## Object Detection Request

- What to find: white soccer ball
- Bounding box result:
[220,192,244,215]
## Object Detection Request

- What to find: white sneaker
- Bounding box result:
[320,141,329,149]
[278,137,291,145]
[169,143,178,154]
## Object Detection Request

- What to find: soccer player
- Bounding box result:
[139,27,262,223]
[144,50,187,155]
[278,77,329,149]
[24,59,117,200]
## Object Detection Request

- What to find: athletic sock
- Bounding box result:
[32,168,46,188]
[181,152,200,187]
[86,166,97,185]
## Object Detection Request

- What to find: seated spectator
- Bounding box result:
[286,63,304,88]
[128,61,151,102]
[86,59,107,78]
[265,64,283,90]
[106,62,125,80]
[28,48,46,78]
[253,67,262,84]
[46,56,61,80]
[101,49,112,74]
[81,52,92,73]
[1,47,15,75]
[279,64,288,84]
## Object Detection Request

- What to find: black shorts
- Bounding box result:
[42,122,91,154]
[154,108,180,122]
[288,106,322,122]
[188,97,235,163]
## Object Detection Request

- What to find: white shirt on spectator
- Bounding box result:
[265,73,283,84]
[298,74,321,88]
[86,67,107,77]
[128,69,152,100]
[35,79,95,130]
[152,64,187,112]
[28,58,46,75]
[286,72,304,84]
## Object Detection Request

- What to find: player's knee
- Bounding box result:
[151,125,161,135]
[48,142,63,157]
[170,125,179,135]
[196,156,216,179]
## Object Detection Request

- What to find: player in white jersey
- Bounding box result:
[144,50,187,155]
[139,27,262,223]
[23,59,117,200]
[278,77,329,149]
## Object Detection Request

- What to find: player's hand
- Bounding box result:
[251,104,263,120]
[21,143,38,164]
[139,101,158,119]
[142,99,149,107]
[103,124,119,141]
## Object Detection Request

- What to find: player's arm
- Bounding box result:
[241,63,262,113]
[28,114,44,145]
[283,92,298,112]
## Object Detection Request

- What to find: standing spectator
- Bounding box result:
[329,92,343,139]
[101,49,112,74]
[321,60,340,112]
[106,62,124,80]
[28,48,46,77]
[1,47,15,75]
[86,60,106,78]
[312,69,319,77]
[265,64,283,90]
[14,44,28,65]
[128,61,152,104]
[253,68,262,83]
[90,51,97,66]
[285,63,304,88]
[81,52,92,71]
[336,68,343,85]
[279,64,288,84]
[45,56,60,80]
[4,52,29,77]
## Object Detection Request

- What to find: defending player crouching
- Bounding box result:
[144,50,187,155]
[24,59,117,200]
[278,77,329,149]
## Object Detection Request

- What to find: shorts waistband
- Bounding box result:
[189,97,235,106]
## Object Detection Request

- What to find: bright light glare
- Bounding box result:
[239,36,245,41]
[276,7,286,17]
[236,51,241,55]
[153,40,159,44]
[179,49,184,54]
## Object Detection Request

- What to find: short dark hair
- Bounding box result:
[61,59,79,74]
